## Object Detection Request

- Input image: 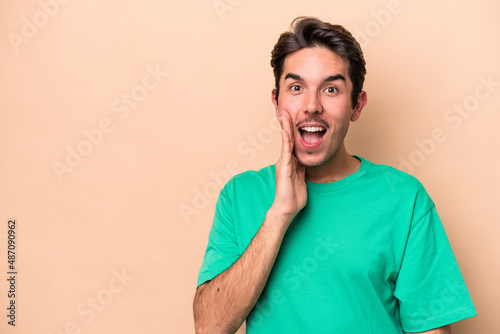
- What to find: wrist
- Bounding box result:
[265,206,295,233]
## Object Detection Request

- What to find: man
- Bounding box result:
[193,17,476,333]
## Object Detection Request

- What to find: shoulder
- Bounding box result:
[221,164,276,198]
[227,164,275,188]
[362,157,427,192]
[359,157,434,212]
[215,165,276,223]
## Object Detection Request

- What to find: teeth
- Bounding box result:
[301,126,325,132]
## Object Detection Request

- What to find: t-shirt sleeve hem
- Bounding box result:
[197,271,220,289]
[402,306,477,333]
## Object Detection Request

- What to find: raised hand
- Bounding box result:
[194,112,308,333]
[272,110,307,224]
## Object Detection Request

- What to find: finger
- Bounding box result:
[276,115,285,170]
[278,110,290,127]
[278,111,294,169]
[278,113,284,129]
[281,110,293,140]
[281,110,294,150]
[280,129,292,166]
[296,158,306,179]
[286,113,294,146]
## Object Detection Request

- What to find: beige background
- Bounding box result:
[1,0,499,333]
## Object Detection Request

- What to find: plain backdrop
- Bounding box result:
[1,0,499,333]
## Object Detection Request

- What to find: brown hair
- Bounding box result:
[271,17,366,109]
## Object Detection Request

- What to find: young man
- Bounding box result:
[193,17,476,333]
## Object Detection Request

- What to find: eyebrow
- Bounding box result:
[284,73,346,83]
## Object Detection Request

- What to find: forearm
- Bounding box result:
[193,209,289,334]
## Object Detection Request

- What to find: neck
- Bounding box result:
[305,144,360,183]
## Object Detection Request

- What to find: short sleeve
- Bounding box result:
[196,181,241,288]
[394,204,477,332]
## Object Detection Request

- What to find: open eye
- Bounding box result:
[324,86,339,94]
[290,84,303,92]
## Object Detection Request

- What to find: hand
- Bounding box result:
[271,110,307,223]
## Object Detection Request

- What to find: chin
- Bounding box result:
[295,152,326,167]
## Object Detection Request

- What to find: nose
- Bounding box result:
[304,91,323,114]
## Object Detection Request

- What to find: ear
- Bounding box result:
[272,89,280,118]
[351,91,367,122]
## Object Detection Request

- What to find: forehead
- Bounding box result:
[282,47,350,84]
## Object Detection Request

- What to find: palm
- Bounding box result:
[274,111,307,219]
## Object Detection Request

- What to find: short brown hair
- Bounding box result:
[271,17,366,109]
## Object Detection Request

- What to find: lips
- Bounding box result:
[298,125,326,150]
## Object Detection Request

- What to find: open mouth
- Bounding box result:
[299,126,326,147]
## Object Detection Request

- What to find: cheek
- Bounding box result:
[325,100,352,121]
[280,97,301,108]
[279,98,302,118]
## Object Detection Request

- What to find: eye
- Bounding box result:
[324,86,339,94]
[290,84,303,92]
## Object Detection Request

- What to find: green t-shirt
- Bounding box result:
[197,156,476,333]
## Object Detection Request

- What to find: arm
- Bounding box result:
[406,324,451,334]
[193,111,306,334]
[193,209,290,334]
